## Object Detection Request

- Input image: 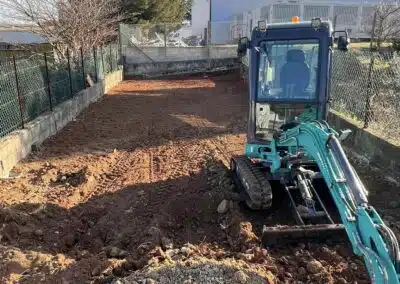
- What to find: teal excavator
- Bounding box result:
[231,17,400,283]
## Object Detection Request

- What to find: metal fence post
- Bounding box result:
[364,54,375,128]
[118,24,124,67]
[207,21,212,58]
[93,47,98,82]
[67,48,73,97]
[164,24,167,58]
[101,46,105,76]
[44,53,53,111]
[115,45,119,70]
[109,45,113,72]
[12,55,24,129]
[80,47,86,89]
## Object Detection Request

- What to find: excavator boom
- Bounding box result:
[274,121,400,283]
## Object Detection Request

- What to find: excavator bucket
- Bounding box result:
[262,224,347,247]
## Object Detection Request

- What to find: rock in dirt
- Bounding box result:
[122,261,134,271]
[91,266,102,276]
[307,260,324,274]
[181,247,192,257]
[148,227,162,244]
[63,233,76,247]
[119,250,128,258]
[137,242,154,255]
[34,229,43,237]
[109,247,121,258]
[234,270,249,283]
[237,253,253,262]
[298,267,307,275]
[389,201,400,209]
[161,236,173,250]
[217,200,229,214]
[350,262,358,270]
[145,278,156,284]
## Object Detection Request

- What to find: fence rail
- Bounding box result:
[0,43,120,138]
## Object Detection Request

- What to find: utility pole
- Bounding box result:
[209,0,212,23]
[207,0,212,56]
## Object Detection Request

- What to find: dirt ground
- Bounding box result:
[0,72,399,284]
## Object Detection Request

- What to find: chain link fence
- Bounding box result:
[331,49,400,145]
[0,43,120,138]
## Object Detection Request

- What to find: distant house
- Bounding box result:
[231,0,380,40]
[0,31,47,49]
[0,28,49,60]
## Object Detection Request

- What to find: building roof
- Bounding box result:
[0,31,46,44]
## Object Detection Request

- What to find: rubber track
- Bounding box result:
[232,155,273,210]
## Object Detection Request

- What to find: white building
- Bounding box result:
[231,0,380,40]
[190,0,381,44]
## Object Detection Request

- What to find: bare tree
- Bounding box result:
[368,0,400,48]
[0,0,122,58]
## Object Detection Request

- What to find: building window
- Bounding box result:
[333,6,358,26]
[304,5,330,21]
[273,4,301,23]
[261,6,270,21]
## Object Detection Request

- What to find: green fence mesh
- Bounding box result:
[0,43,120,138]
[15,54,51,123]
[0,60,21,137]
[48,55,71,105]
[331,49,400,144]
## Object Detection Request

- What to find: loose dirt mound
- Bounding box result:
[0,73,396,283]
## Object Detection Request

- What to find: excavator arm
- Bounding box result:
[275,121,400,284]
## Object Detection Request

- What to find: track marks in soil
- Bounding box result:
[0,73,391,284]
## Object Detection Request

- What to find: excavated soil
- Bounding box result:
[0,72,399,284]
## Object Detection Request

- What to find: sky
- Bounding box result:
[211,0,266,21]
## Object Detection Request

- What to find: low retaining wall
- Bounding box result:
[124,58,240,79]
[328,111,400,175]
[105,69,123,92]
[123,46,237,64]
[0,70,123,178]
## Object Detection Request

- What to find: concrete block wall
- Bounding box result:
[0,70,123,178]
[123,46,237,64]
[124,58,240,79]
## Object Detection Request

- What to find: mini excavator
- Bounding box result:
[231,17,400,283]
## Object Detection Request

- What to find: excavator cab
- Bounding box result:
[237,18,349,147]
